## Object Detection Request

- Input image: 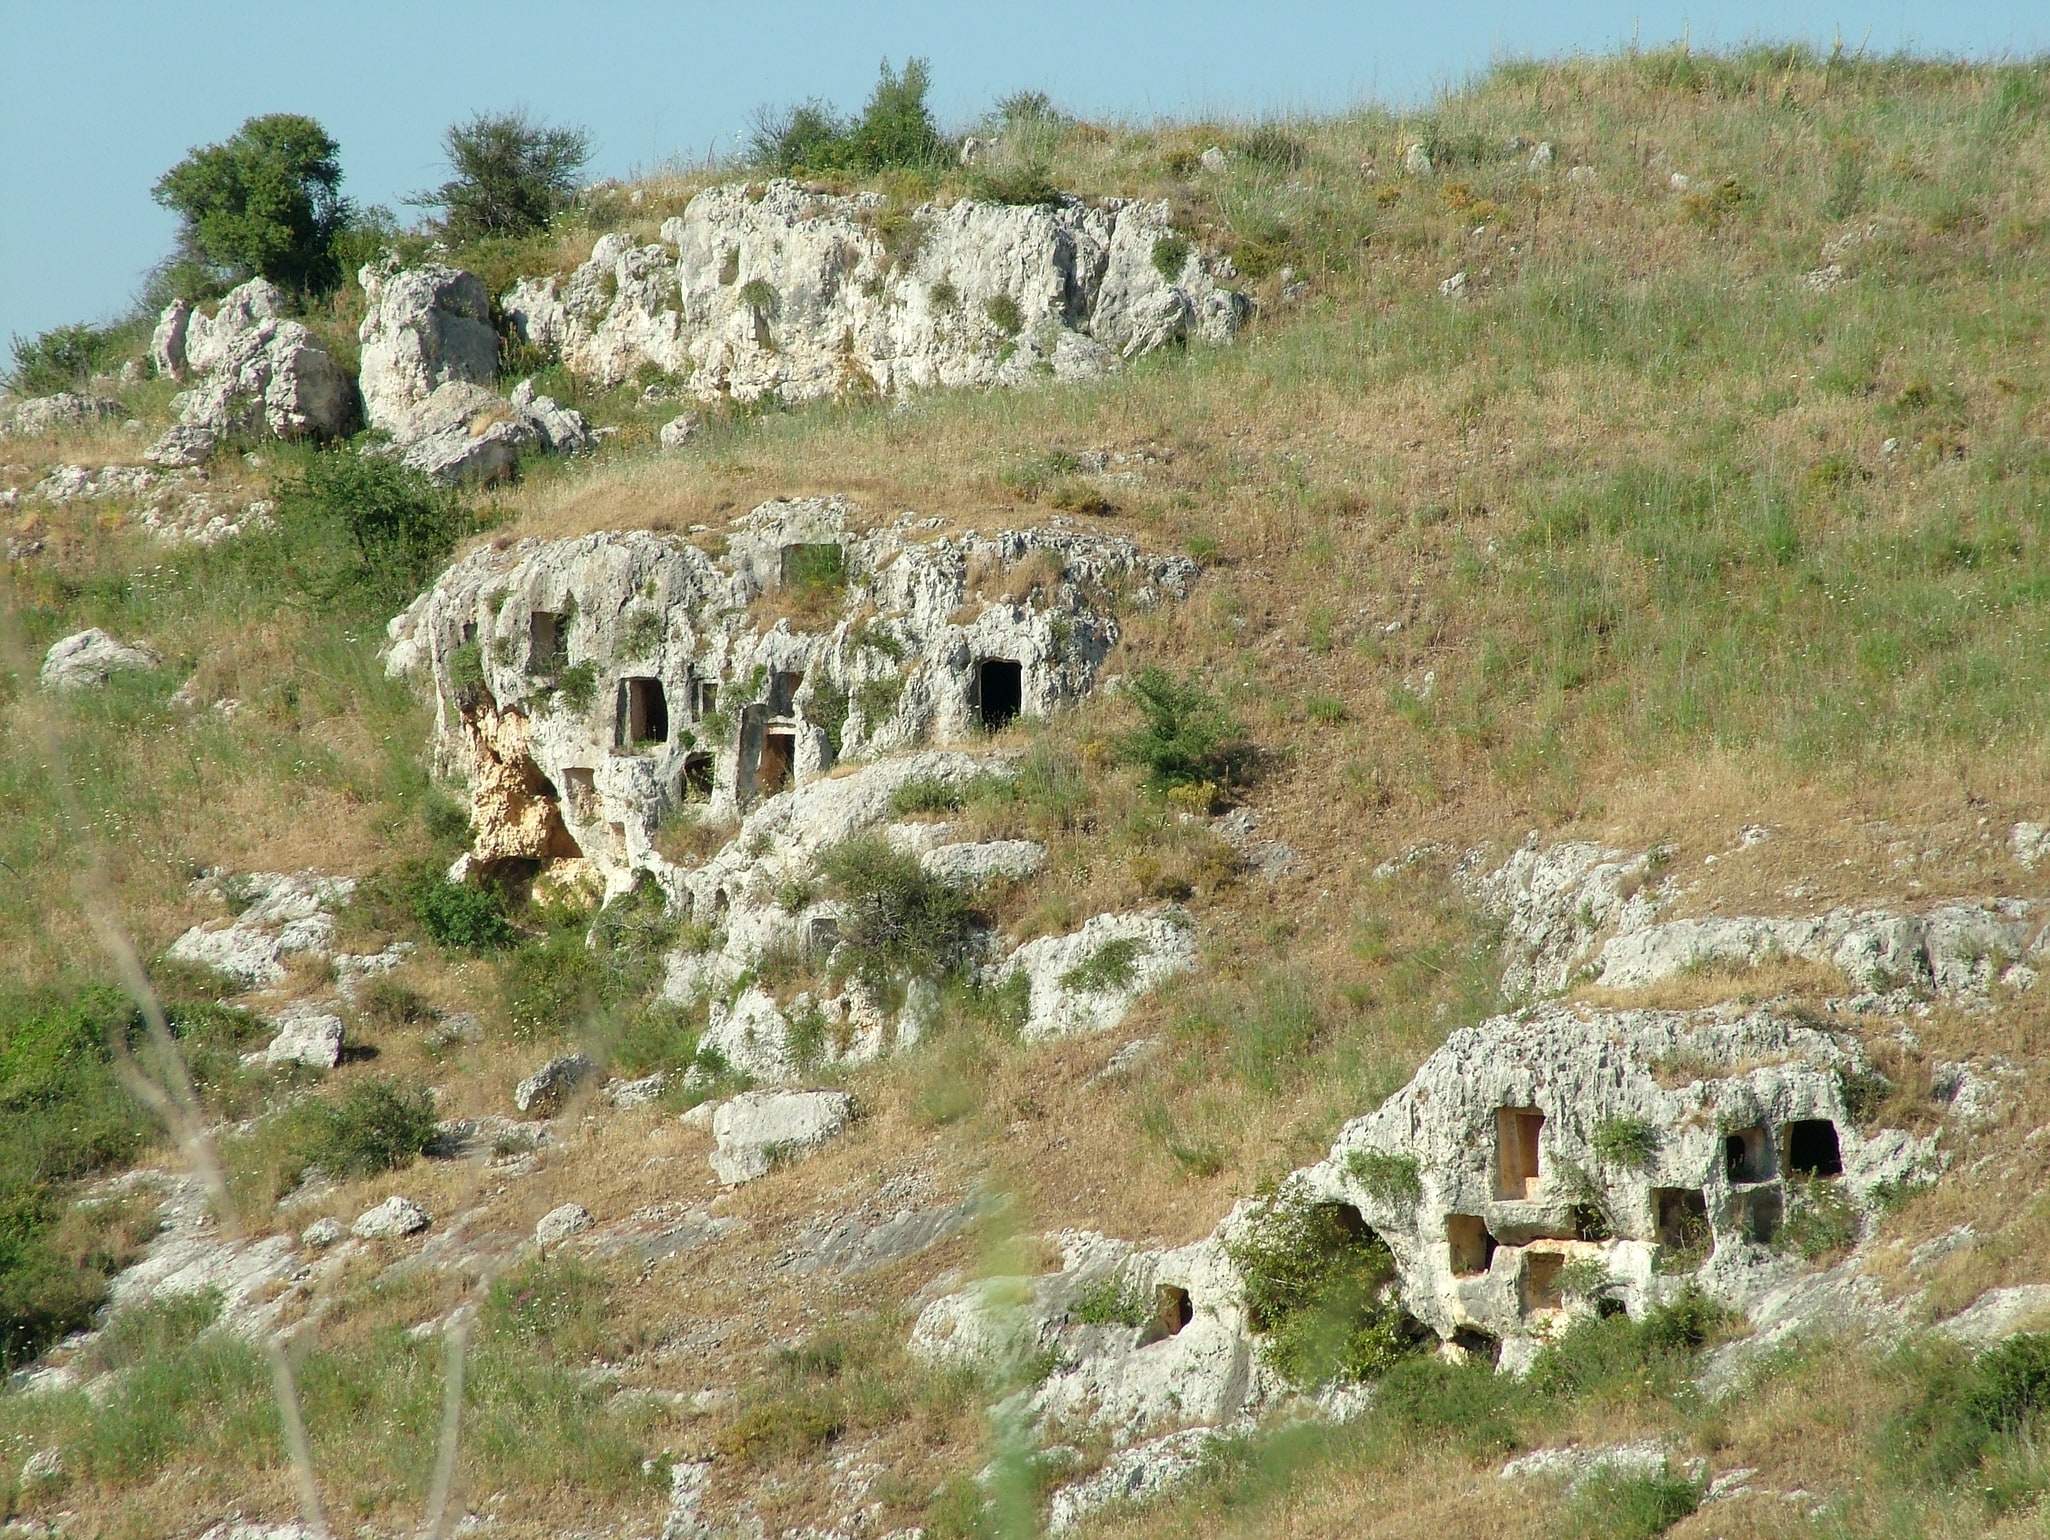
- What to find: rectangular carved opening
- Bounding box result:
[680,753,714,801]
[530,610,561,668]
[1446,1213,1497,1276]
[1736,1186,1783,1245]
[1522,1251,1565,1314]
[978,657,1024,731]
[1496,1108,1545,1200]
[807,915,840,954]
[695,678,719,718]
[769,668,805,717]
[616,677,668,749]
[561,767,598,823]
[1725,1125,1773,1184]
[1654,1187,1711,1251]
[1785,1119,1843,1178]
[758,730,795,795]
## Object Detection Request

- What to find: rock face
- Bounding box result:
[40,628,158,690]
[0,392,122,437]
[145,279,354,466]
[351,1195,430,1239]
[261,1004,344,1068]
[1000,907,1199,1040]
[535,1203,594,1247]
[385,495,1194,895]
[709,1089,853,1184]
[165,870,355,988]
[377,378,589,485]
[514,1052,598,1114]
[501,179,1246,403]
[356,263,500,431]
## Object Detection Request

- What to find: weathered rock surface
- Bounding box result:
[535,1202,595,1247]
[1047,1427,1227,1534]
[352,1195,430,1239]
[921,837,1047,885]
[261,1003,344,1068]
[385,495,1192,894]
[1462,835,1665,995]
[356,263,499,431]
[300,1217,345,1249]
[0,391,122,436]
[145,278,353,465]
[501,179,1245,403]
[514,1051,598,1114]
[39,628,158,690]
[165,870,355,988]
[710,1089,852,1184]
[1000,907,1198,1040]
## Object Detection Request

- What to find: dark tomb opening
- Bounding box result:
[978,657,1023,731]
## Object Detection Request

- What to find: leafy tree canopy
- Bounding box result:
[421,110,592,242]
[152,113,350,294]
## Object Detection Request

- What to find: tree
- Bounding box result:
[152,114,349,294]
[423,111,591,242]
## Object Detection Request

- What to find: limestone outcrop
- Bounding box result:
[0,392,122,437]
[144,279,354,466]
[40,628,158,690]
[710,1089,852,1184]
[376,378,590,485]
[385,495,1194,895]
[356,263,499,431]
[502,179,1246,402]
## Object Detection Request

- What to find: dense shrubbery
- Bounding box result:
[1116,667,1249,796]
[817,835,976,997]
[299,1077,439,1177]
[749,57,947,176]
[271,451,472,607]
[419,111,592,242]
[152,113,353,294]
[5,317,148,396]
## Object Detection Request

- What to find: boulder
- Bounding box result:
[300,1217,345,1249]
[164,870,355,988]
[1,392,122,437]
[709,1089,852,1184]
[261,1005,344,1068]
[659,413,701,449]
[357,264,499,432]
[39,628,158,689]
[534,1202,594,1247]
[351,1195,429,1239]
[514,1051,598,1114]
[921,839,1047,886]
[376,379,589,486]
[143,279,353,466]
[151,298,194,379]
[1000,907,1198,1041]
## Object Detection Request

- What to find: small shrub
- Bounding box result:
[1236,124,1307,168]
[927,277,959,307]
[737,277,780,321]
[967,162,1063,206]
[413,875,515,951]
[357,977,434,1029]
[1592,1115,1660,1169]
[1561,1466,1700,1539]
[7,318,142,395]
[610,999,702,1078]
[1225,1186,1424,1389]
[855,672,906,726]
[983,293,1024,335]
[504,930,602,1039]
[1059,937,1145,993]
[1305,694,1347,723]
[1068,1273,1149,1327]
[715,1397,843,1466]
[890,775,966,816]
[552,660,599,715]
[421,110,590,242]
[300,1077,438,1177]
[276,451,471,606]
[748,56,944,176]
[1117,666,1248,794]
[1345,1148,1422,1213]
[1151,233,1192,281]
[619,606,663,656]
[818,835,975,995]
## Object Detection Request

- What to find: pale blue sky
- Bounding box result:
[3,1,2045,353]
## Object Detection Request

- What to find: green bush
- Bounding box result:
[1225,1186,1424,1388]
[421,110,590,242]
[1561,1466,1701,1538]
[1777,1176,1861,1261]
[1151,233,1192,281]
[412,873,515,952]
[1059,937,1144,993]
[299,1077,438,1177]
[1591,1115,1661,1169]
[1117,666,1248,793]
[504,930,602,1038]
[889,775,967,815]
[6,317,145,395]
[0,1193,106,1371]
[983,293,1024,336]
[273,450,470,606]
[749,57,946,175]
[1068,1272,1150,1327]
[1371,1354,1527,1455]
[1886,1333,2050,1493]
[152,113,351,293]
[1345,1148,1423,1213]
[818,834,976,995]
[1526,1287,1728,1404]
[737,278,781,321]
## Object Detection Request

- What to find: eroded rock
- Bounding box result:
[710,1089,852,1184]
[357,263,499,431]
[514,1052,598,1114]
[352,1195,430,1239]
[1000,907,1197,1040]
[40,628,158,690]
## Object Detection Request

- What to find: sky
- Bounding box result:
[3,1,2047,354]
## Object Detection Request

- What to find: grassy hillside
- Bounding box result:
[4,43,2050,1540]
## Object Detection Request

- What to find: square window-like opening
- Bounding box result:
[1726,1125,1773,1184]
[616,677,668,749]
[530,610,561,668]
[680,753,714,801]
[1496,1108,1545,1199]
[1446,1214,1497,1276]
[1522,1251,1565,1314]
[978,658,1023,731]
[1654,1187,1711,1251]
[695,678,719,718]
[1785,1119,1843,1178]
[758,730,795,795]
[769,669,805,717]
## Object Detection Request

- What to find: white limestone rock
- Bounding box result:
[1462,836,1665,996]
[1000,908,1197,1041]
[351,1195,430,1239]
[659,413,702,449]
[300,1217,345,1249]
[165,870,354,988]
[710,1088,852,1184]
[1,391,122,436]
[514,1051,598,1114]
[500,179,1245,403]
[39,627,159,690]
[144,278,353,466]
[535,1202,595,1247]
[1047,1427,1225,1534]
[356,263,499,431]
[1500,1440,1679,1491]
[2011,821,2050,870]
[921,839,1046,885]
[33,463,159,502]
[261,1004,344,1068]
